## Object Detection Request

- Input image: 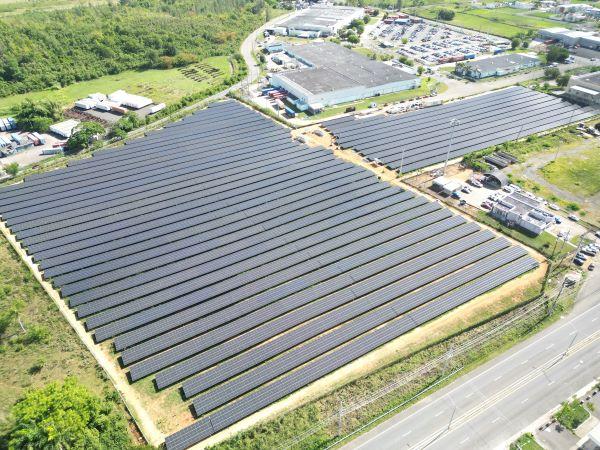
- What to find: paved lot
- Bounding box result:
[368,17,509,66]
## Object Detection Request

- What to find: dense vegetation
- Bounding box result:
[0,0,269,97]
[1,377,143,450]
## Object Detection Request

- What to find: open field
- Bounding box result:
[540,147,600,197]
[0,56,231,116]
[0,237,117,424]
[410,6,566,38]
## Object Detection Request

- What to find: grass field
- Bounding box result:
[510,433,544,450]
[410,6,566,38]
[0,56,231,116]
[0,236,116,425]
[540,147,600,197]
[298,78,446,120]
[0,0,108,16]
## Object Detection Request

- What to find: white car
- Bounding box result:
[549,203,560,211]
[568,214,579,222]
[502,186,513,193]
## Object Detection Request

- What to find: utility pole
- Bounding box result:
[443,118,460,175]
[398,147,405,177]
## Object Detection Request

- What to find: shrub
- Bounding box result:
[438,8,455,20]
[3,377,135,449]
[4,162,19,177]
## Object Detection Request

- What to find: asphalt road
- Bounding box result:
[344,270,600,450]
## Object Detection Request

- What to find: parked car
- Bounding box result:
[508,184,521,193]
[575,252,587,261]
[554,216,562,224]
[568,214,579,222]
[461,186,471,194]
[589,263,595,271]
[548,204,560,211]
[574,258,585,266]
[459,199,467,206]
[469,179,483,188]
[502,186,513,193]
[481,201,492,209]
[451,191,461,199]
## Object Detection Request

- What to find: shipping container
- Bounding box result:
[149,103,166,114]
[284,106,296,118]
[111,106,128,115]
[32,132,46,145]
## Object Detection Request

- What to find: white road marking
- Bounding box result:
[573,364,581,370]
[402,430,412,437]
[521,359,528,365]
[459,437,470,444]
[592,317,598,322]
[548,380,555,386]
[494,376,502,381]
[569,331,577,336]
[545,343,555,350]
[435,410,445,417]
[465,392,474,399]
[491,417,501,424]
[521,398,529,404]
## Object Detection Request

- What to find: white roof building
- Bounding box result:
[50,119,80,138]
[108,90,153,109]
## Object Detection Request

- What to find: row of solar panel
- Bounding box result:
[324,87,596,172]
[165,253,537,450]
[0,99,540,450]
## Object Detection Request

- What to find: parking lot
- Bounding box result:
[369,17,510,65]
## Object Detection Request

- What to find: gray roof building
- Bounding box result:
[566,71,600,105]
[269,42,420,109]
[455,54,541,79]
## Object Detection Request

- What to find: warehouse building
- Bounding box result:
[565,71,600,105]
[269,5,364,38]
[269,42,420,111]
[539,27,600,49]
[454,54,541,79]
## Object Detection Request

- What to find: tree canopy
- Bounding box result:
[13,99,62,132]
[67,122,105,152]
[546,45,569,64]
[437,9,455,20]
[3,377,136,450]
[0,0,265,97]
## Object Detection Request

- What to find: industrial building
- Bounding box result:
[565,71,600,105]
[539,27,600,49]
[269,5,364,38]
[269,42,420,111]
[489,192,554,236]
[454,54,541,79]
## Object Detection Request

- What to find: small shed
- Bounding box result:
[50,119,80,138]
[484,170,509,189]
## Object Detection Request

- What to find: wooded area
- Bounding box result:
[0,0,267,97]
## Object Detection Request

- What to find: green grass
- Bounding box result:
[0,56,231,116]
[297,78,446,120]
[0,237,117,425]
[410,6,567,38]
[540,147,600,197]
[476,211,572,259]
[555,399,590,430]
[510,433,544,450]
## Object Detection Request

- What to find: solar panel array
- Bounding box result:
[323,86,597,173]
[0,100,539,450]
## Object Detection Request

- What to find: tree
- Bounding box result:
[546,45,569,63]
[557,74,571,87]
[417,65,425,75]
[396,0,403,10]
[13,99,62,132]
[4,162,19,177]
[347,34,360,44]
[511,37,521,50]
[437,9,455,20]
[67,121,105,152]
[3,377,135,450]
[110,112,144,139]
[544,66,560,79]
